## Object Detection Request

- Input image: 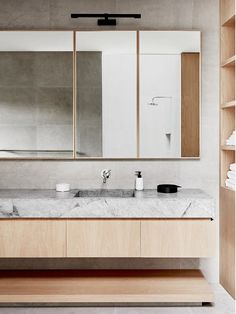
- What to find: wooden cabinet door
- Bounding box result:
[141,219,215,258]
[220,187,235,298]
[0,220,66,257]
[67,220,140,257]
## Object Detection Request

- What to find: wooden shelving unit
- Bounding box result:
[221,55,236,67]
[220,0,236,300]
[221,145,236,150]
[0,270,214,304]
[221,100,235,108]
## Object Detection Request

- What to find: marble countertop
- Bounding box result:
[0,189,215,219]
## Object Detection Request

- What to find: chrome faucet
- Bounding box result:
[101,169,111,184]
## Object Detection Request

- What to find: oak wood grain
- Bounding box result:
[141,219,215,258]
[0,220,66,257]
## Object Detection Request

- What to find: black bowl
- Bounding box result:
[157,184,181,193]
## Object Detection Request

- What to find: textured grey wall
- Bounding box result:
[0,0,219,282]
[0,52,73,157]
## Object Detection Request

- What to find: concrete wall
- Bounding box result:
[0,0,219,283]
[77,52,102,157]
[0,52,73,157]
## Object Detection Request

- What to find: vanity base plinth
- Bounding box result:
[0,269,214,305]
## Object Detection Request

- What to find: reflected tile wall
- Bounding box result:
[0,52,73,157]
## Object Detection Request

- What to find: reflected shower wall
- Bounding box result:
[140,54,181,158]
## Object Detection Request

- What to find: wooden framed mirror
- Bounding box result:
[0,30,201,160]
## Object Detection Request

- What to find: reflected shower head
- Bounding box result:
[147,96,172,106]
[148,97,159,106]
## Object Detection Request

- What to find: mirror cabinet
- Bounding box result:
[0,30,201,159]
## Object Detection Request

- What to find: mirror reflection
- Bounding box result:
[76,31,137,158]
[0,31,73,158]
[140,31,200,158]
[0,30,200,159]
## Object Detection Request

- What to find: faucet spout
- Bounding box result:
[101,169,111,184]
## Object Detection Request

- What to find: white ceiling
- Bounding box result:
[140,31,201,54]
[0,31,200,54]
[0,31,73,51]
[76,31,137,54]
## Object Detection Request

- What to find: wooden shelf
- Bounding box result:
[221,20,235,63]
[221,55,236,67]
[221,185,236,192]
[222,14,235,26]
[0,270,214,304]
[221,100,236,109]
[221,0,235,26]
[220,67,235,104]
[220,0,236,300]
[220,149,235,187]
[221,145,236,151]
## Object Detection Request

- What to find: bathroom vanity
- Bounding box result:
[0,27,214,306]
[0,189,215,304]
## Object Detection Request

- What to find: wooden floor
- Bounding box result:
[0,270,214,304]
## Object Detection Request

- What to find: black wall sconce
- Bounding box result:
[71,13,141,26]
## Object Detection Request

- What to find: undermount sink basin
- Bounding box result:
[74,189,135,198]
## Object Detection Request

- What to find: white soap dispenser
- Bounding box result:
[135,171,144,191]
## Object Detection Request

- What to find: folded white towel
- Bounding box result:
[230,163,236,171]
[226,131,236,145]
[227,171,236,179]
[226,140,236,145]
[225,181,236,191]
[226,178,236,186]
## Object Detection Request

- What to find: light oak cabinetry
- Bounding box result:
[67,220,140,257]
[141,219,215,258]
[0,218,214,259]
[181,53,200,157]
[0,220,66,257]
[220,0,236,300]
[0,270,214,304]
[220,187,235,297]
[0,218,214,304]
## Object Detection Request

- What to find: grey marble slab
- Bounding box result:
[0,189,215,219]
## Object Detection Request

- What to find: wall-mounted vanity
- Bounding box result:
[0,30,201,159]
[0,188,215,304]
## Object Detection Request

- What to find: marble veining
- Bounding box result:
[0,189,215,219]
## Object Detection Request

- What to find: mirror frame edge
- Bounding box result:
[0,29,202,161]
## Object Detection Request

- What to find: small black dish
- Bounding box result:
[157,184,181,193]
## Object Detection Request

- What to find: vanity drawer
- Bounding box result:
[141,219,215,258]
[0,220,66,258]
[67,220,140,257]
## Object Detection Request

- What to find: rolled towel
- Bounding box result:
[226,131,236,145]
[227,171,236,179]
[226,178,236,187]
[226,140,236,145]
[225,180,236,191]
[226,177,236,184]
[230,163,236,171]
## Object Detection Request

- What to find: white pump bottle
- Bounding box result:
[135,171,144,191]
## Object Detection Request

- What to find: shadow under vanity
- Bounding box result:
[0,30,215,306]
